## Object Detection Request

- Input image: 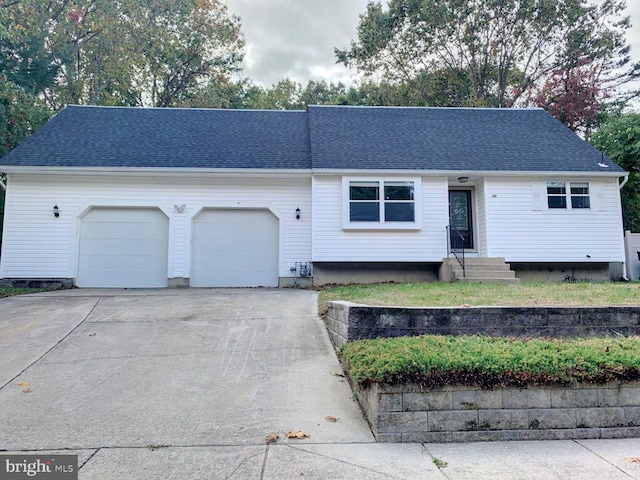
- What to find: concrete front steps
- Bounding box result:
[440,257,520,284]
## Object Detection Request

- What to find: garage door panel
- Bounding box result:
[77,208,169,288]
[191,209,279,287]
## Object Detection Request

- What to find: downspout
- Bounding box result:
[619,175,630,281]
[0,179,5,191]
[619,174,629,190]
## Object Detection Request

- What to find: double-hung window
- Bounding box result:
[570,182,590,208]
[349,181,381,221]
[344,179,420,229]
[546,181,590,210]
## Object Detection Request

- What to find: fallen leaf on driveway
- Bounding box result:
[22,388,32,393]
[18,382,30,387]
[325,415,338,422]
[89,333,97,337]
[626,457,640,463]
[286,431,309,439]
[264,433,279,445]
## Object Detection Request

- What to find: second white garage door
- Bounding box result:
[191,209,279,287]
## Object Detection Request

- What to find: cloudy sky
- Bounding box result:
[225,0,640,93]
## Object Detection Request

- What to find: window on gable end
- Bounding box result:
[570,182,590,209]
[547,181,567,209]
[546,181,591,210]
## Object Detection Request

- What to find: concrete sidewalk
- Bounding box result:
[0,289,639,479]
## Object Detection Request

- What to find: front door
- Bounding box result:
[449,190,474,250]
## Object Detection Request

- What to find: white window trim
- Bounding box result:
[544,180,593,213]
[342,177,422,230]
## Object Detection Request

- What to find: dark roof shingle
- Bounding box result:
[0,104,622,174]
[308,105,623,173]
[0,105,311,169]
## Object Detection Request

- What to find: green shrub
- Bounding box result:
[340,335,640,388]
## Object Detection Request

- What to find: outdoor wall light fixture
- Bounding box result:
[458,176,469,184]
[53,204,60,218]
[296,207,301,220]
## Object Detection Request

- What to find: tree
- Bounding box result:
[0,1,72,98]
[531,60,602,138]
[1,0,245,108]
[130,0,245,107]
[299,80,348,106]
[336,0,639,108]
[590,113,640,232]
[0,77,51,158]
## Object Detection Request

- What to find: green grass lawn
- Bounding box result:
[319,281,640,310]
[0,287,55,299]
[340,334,640,388]
[326,282,640,387]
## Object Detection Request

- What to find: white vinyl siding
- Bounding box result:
[485,177,624,262]
[313,176,448,261]
[475,179,488,257]
[0,175,311,282]
[191,209,279,287]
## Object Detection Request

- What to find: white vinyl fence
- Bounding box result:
[624,231,640,281]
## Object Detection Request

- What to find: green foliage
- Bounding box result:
[590,113,640,232]
[0,0,245,108]
[340,335,640,388]
[0,287,59,298]
[0,77,51,157]
[337,0,638,108]
[432,458,448,469]
[194,78,353,111]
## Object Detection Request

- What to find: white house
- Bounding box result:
[0,105,628,288]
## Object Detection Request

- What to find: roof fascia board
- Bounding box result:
[311,169,627,177]
[0,166,312,179]
[0,166,626,179]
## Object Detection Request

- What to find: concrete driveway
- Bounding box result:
[0,289,439,479]
[2,289,640,480]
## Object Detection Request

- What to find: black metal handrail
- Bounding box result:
[446,225,466,278]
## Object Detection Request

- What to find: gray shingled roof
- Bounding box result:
[308,105,623,173]
[0,105,311,169]
[0,104,622,174]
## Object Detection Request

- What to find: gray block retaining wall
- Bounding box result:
[359,381,640,443]
[325,301,640,348]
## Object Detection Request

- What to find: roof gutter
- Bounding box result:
[0,166,313,179]
[312,168,627,178]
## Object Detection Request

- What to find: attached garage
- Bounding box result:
[77,207,169,288]
[191,209,279,287]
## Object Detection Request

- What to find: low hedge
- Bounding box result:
[339,335,640,389]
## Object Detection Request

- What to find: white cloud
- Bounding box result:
[225,0,367,87]
[226,0,640,96]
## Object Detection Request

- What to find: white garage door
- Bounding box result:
[191,209,279,287]
[77,208,169,288]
